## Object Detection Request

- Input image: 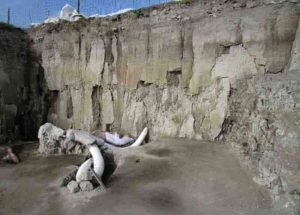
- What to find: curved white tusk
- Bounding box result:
[76,158,93,182]
[130,127,148,148]
[76,145,105,183]
[89,145,105,179]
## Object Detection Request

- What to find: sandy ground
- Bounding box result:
[0,139,277,215]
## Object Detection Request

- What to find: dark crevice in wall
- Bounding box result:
[47,90,59,116]
[167,68,182,87]
[91,85,102,130]
[115,34,123,83]
[104,35,114,66]
[221,45,230,54]
[66,87,73,119]
[215,117,233,141]
[180,26,184,61]
[182,25,194,88]
[236,19,243,45]
[85,41,92,67]
[146,24,152,58]
[78,34,82,60]
[138,80,152,88]
[106,124,112,132]
[100,36,107,83]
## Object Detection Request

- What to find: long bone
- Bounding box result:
[65,129,105,183]
[68,128,148,183]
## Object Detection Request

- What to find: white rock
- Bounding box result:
[150,10,158,16]
[275,128,285,137]
[38,123,65,154]
[44,17,59,24]
[59,4,79,21]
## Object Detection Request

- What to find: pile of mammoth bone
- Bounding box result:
[38,123,148,193]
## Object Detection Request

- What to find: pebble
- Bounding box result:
[67,180,80,193]
[79,181,94,192]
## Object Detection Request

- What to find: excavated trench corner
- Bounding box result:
[1,0,300,214]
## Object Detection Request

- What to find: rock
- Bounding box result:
[162,8,170,15]
[44,16,59,24]
[207,11,217,17]
[59,4,80,21]
[183,16,191,21]
[212,4,222,12]
[150,10,158,16]
[67,181,80,193]
[38,123,65,155]
[79,181,94,192]
[264,0,287,4]
[246,0,259,8]
[211,45,257,86]
[275,128,285,137]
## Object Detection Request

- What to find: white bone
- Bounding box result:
[130,127,148,148]
[76,145,105,183]
[76,158,93,182]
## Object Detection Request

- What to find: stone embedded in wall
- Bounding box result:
[211,45,257,85]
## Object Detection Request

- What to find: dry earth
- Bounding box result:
[0,139,280,215]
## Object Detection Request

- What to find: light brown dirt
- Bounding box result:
[0,139,276,215]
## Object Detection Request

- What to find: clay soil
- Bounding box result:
[0,139,277,215]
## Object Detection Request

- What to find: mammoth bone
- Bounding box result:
[38,123,148,188]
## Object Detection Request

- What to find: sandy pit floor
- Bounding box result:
[0,138,277,215]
